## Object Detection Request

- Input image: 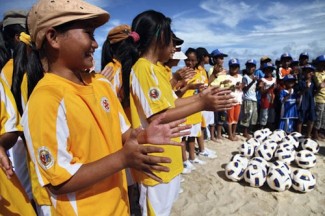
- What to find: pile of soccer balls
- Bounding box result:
[225,128,319,193]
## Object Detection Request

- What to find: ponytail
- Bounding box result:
[0,28,11,70]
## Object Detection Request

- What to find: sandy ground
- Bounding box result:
[171,136,325,216]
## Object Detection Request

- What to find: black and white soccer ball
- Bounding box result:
[277,142,295,152]
[225,161,245,181]
[246,137,260,149]
[231,154,249,169]
[272,129,287,139]
[295,150,316,169]
[244,164,267,187]
[267,168,292,192]
[282,135,299,149]
[262,139,278,151]
[248,157,269,172]
[255,144,275,161]
[301,138,320,154]
[238,142,255,158]
[291,169,316,192]
[274,148,295,164]
[254,129,267,143]
[268,160,291,175]
[268,132,284,143]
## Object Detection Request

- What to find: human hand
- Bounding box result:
[180,67,196,82]
[100,65,115,81]
[200,86,237,111]
[144,112,191,145]
[122,128,172,182]
[0,146,13,179]
[188,82,204,90]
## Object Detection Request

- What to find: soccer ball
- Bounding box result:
[274,148,295,164]
[273,129,286,139]
[262,128,272,136]
[301,138,320,154]
[248,157,269,172]
[277,142,295,152]
[262,139,277,151]
[225,161,245,181]
[267,168,292,192]
[268,132,283,143]
[255,144,275,161]
[295,150,316,169]
[291,169,316,192]
[290,132,303,140]
[238,142,255,158]
[244,164,267,187]
[246,138,260,148]
[254,130,266,142]
[282,135,299,149]
[268,160,291,175]
[231,154,249,168]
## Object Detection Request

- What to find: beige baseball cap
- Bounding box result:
[108,24,131,44]
[28,0,110,49]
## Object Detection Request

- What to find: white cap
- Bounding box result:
[172,45,187,60]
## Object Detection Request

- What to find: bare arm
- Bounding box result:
[149,87,236,124]
[0,132,20,179]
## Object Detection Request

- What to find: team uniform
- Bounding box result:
[0,78,36,216]
[22,73,131,216]
[130,58,182,215]
[1,59,52,215]
[104,59,123,101]
[279,89,298,133]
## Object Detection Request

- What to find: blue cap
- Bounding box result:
[262,62,275,70]
[281,52,292,60]
[211,49,228,57]
[228,58,240,66]
[299,52,309,59]
[245,59,257,66]
[302,64,316,71]
[316,55,325,63]
[283,74,296,81]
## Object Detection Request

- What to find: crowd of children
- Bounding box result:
[0,1,324,215]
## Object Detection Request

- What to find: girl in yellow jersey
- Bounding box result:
[21,1,190,215]
[0,79,36,215]
[128,10,236,215]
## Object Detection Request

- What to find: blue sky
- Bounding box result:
[1,0,325,70]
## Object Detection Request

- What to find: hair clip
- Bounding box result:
[129,31,140,43]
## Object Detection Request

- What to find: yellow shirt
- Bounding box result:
[314,70,325,103]
[0,58,13,87]
[0,79,36,216]
[105,59,123,100]
[22,73,130,216]
[130,58,182,186]
[208,67,228,87]
[182,68,202,125]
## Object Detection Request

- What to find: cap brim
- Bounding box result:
[172,51,187,60]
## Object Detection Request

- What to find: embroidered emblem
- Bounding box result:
[149,87,160,100]
[38,147,54,170]
[101,97,110,112]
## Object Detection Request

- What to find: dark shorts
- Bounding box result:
[216,111,227,125]
[298,109,316,123]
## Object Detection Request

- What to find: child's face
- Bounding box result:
[245,64,256,75]
[158,35,174,63]
[285,80,295,88]
[55,22,98,71]
[185,52,198,69]
[281,58,291,68]
[213,56,224,66]
[303,70,313,79]
[263,68,273,77]
[229,65,239,75]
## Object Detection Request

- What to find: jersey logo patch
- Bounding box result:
[101,97,110,112]
[38,147,54,170]
[149,87,161,100]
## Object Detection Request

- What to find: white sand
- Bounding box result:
[171,137,325,216]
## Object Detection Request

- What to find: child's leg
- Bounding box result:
[216,125,223,139]
[296,121,302,133]
[231,124,239,141]
[197,134,205,152]
[306,120,313,138]
[181,137,187,162]
[187,137,196,160]
[209,124,217,141]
